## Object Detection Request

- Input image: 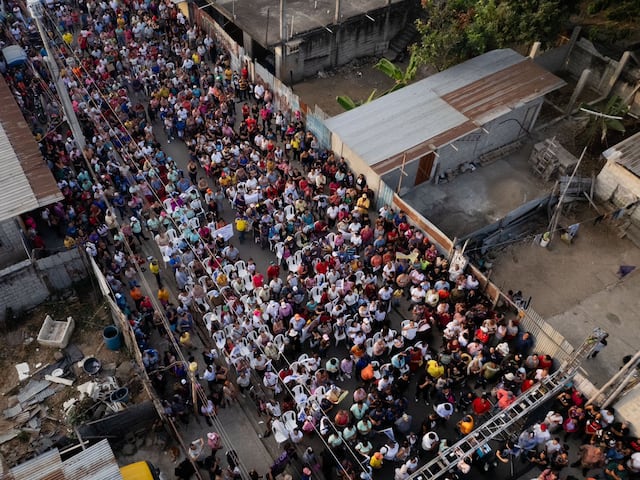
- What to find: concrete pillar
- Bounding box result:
[528,42,541,59]
[243,31,253,57]
[334,0,340,24]
[278,0,287,79]
[279,0,286,41]
[604,51,631,97]
[566,68,591,114]
[562,26,581,69]
[383,0,391,45]
[330,29,340,68]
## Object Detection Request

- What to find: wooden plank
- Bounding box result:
[44,375,74,387]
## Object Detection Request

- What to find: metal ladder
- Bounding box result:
[407,328,608,480]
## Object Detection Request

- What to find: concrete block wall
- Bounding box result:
[434,100,541,177]
[0,260,50,321]
[0,219,28,269]
[0,248,88,323]
[533,44,570,73]
[565,39,618,93]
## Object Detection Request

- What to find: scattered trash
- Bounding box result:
[82,357,101,376]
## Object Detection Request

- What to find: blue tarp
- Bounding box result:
[2,45,27,67]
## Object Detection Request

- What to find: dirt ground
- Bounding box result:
[0,289,131,466]
[487,203,640,317]
[293,55,434,117]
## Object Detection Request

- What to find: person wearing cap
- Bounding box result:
[369,451,384,470]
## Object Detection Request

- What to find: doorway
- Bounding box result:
[415,152,435,186]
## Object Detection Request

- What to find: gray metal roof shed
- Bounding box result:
[325,49,566,176]
[0,75,62,222]
[4,439,122,480]
[603,130,640,177]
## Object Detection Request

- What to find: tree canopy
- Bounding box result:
[412,0,579,71]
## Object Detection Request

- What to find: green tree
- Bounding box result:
[336,52,419,110]
[413,0,579,71]
[581,96,628,148]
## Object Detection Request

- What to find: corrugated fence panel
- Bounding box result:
[520,306,574,361]
[377,180,394,211]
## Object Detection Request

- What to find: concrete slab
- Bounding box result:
[543,271,640,387]
[211,0,405,46]
[400,142,549,238]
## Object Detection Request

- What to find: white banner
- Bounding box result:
[213,223,234,241]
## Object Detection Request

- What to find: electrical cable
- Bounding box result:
[40,12,377,477]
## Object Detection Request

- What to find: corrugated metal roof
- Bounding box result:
[327,90,469,167]
[63,440,122,480]
[0,75,62,222]
[325,49,565,175]
[5,440,122,480]
[8,448,63,480]
[603,130,640,177]
[441,60,566,125]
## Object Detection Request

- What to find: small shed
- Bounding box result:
[1,45,27,67]
[595,131,640,247]
[326,49,565,195]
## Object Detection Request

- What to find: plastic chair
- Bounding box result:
[272,419,289,445]
[213,330,226,352]
[235,259,247,273]
[310,286,323,304]
[166,228,179,243]
[333,323,347,347]
[365,337,375,357]
[247,330,260,345]
[273,334,286,355]
[284,205,295,221]
[203,312,216,333]
[274,242,285,264]
[282,410,298,433]
[292,384,308,403]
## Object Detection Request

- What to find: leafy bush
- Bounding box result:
[587,0,612,15]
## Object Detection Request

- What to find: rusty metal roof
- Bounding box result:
[0,75,62,222]
[441,60,566,125]
[603,130,640,177]
[3,440,122,480]
[326,49,566,176]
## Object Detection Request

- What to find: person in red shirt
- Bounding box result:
[252,272,264,289]
[472,393,493,416]
[267,262,280,280]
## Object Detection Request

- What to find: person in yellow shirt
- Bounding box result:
[235,215,248,244]
[157,286,170,306]
[62,31,73,46]
[457,415,475,436]
[149,258,162,288]
[369,452,383,469]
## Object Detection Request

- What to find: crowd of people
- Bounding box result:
[2,1,639,480]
